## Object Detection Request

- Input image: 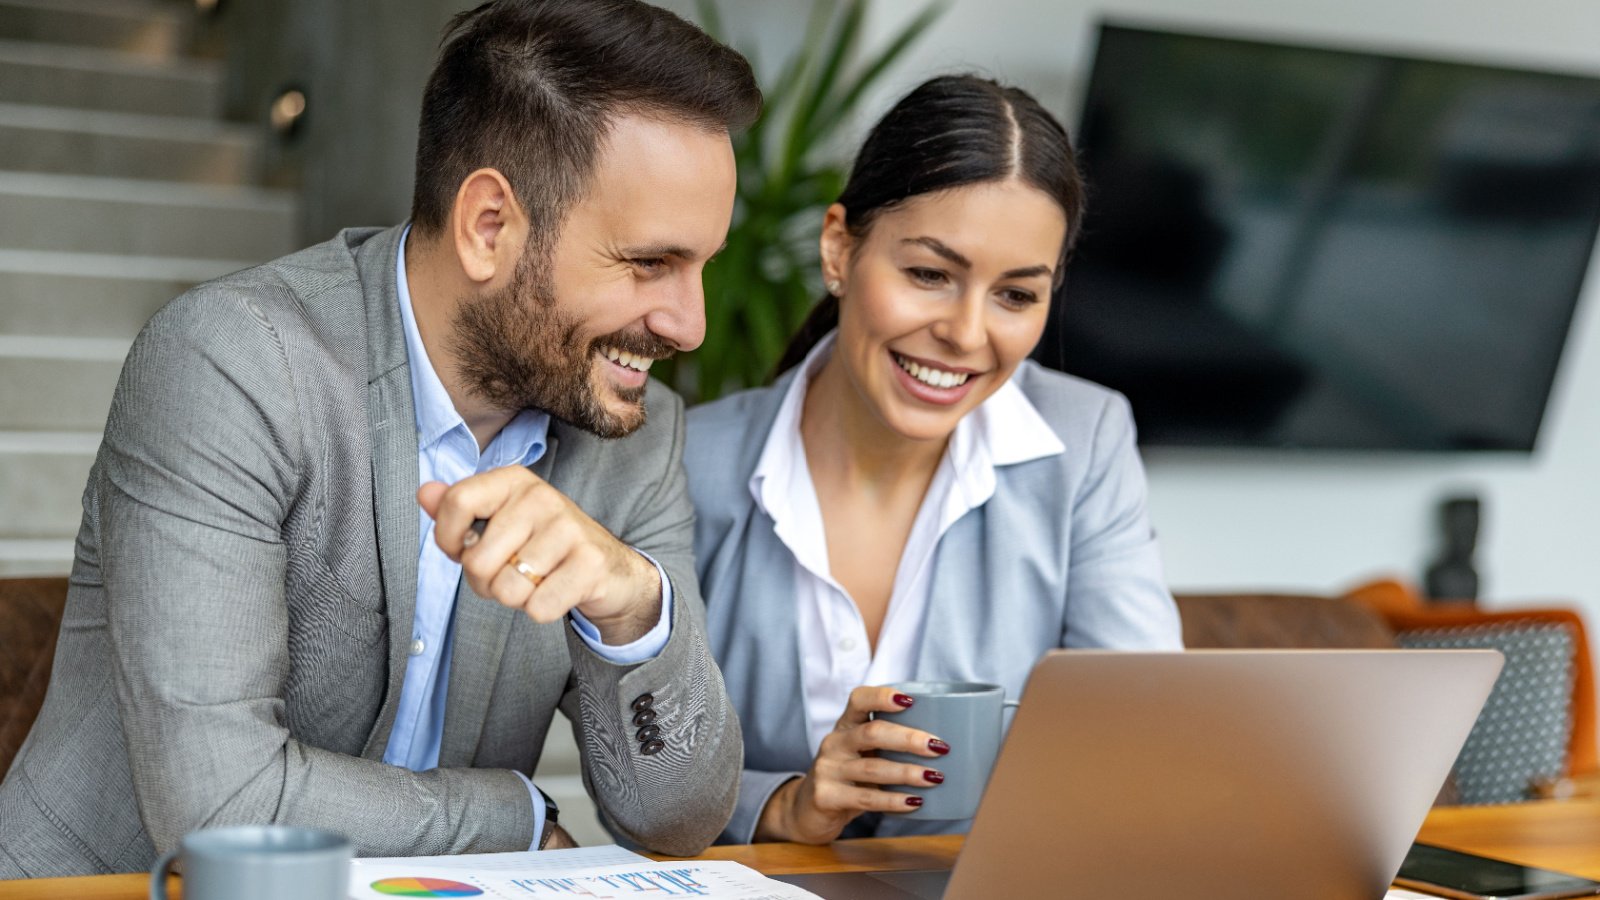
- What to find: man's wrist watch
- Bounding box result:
[536,786,561,850]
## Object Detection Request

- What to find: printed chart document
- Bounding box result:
[349,846,820,899]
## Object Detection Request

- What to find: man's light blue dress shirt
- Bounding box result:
[384,226,673,847]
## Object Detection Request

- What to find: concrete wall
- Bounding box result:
[840,0,1600,621]
[218,0,809,242]
[216,0,470,240]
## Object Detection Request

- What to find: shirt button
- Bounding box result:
[410,638,425,656]
[838,637,858,653]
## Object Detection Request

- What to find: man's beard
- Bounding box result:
[447,250,674,439]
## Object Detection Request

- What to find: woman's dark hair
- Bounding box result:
[774,74,1084,375]
[411,0,761,247]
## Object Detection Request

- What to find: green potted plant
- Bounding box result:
[658,0,944,403]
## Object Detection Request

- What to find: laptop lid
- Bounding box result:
[941,649,1502,899]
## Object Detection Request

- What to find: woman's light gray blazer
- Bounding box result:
[685,360,1183,844]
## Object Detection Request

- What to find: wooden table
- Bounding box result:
[1415,797,1600,880]
[3,800,1596,898]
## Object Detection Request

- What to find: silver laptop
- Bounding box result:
[777,649,1503,899]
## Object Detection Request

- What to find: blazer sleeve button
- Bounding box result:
[632,708,657,727]
[636,723,661,742]
[641,739,666,756]
[631,693,655,712]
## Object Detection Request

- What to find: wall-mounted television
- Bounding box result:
[1034,23,1600,451]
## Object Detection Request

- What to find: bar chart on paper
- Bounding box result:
[350,858,818,900]
[502,864,803,897]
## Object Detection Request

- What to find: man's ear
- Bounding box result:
[819,202,853,292]
[451,168,528,284]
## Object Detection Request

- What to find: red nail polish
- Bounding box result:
[893,693,915,708]
[905,795,923,807]
[924,769,944,784]
[929,739,950,755]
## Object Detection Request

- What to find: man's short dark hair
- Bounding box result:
[411,0,761,240]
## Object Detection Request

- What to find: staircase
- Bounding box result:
[0,0,611,845]
[0,0,297,575]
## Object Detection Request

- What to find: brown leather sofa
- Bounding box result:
[1175,592,1397,650]
[0,576,69,778]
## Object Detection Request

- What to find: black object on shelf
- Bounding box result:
[1425,495,1481,602]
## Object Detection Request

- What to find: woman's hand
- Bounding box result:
[544,824,578,850]
[754,686,951,844]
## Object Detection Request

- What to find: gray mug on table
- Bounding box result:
[149,825,351,900]
[879,680,1018,820]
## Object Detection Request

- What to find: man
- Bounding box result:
[0,0,761,878]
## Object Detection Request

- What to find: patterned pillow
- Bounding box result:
[1397,623,1575,804]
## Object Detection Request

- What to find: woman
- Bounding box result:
[686,75,1183,846]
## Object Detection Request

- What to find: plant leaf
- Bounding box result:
[779,0,864,184]
[810,1,946,146]
[673,0,939,399]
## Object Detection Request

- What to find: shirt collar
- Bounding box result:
[946,368,1066,511]
[749,330,1066,522]
[968,368,1066,466]
[396,224,549,465]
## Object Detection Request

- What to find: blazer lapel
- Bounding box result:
[438,433,562,767]
[915,509,989,680]
[358,225,422,760]
[704,505,810,763]
[746,516,810,755]
[720,369,812,759]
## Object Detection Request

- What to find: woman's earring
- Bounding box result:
[827,279,842,296]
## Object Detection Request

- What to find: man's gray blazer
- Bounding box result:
[0,225,740,878]
[686,361,1183,843]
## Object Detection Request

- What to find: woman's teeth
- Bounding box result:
[602,346,653,373]
[894,353,970,389]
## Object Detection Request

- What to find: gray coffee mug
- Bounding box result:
[879,681,1019,820]
[149,825,351,900]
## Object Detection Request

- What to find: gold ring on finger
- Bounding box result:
[509,552,544,587]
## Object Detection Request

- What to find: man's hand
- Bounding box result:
[419,466,662,644]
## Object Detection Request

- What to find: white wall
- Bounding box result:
[849,0,1600,621]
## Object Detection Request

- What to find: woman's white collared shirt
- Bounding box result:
[747,334,1066,754]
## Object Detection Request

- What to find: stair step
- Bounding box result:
[0,102,256,184]
[0,353,123,431]
[0,0,189,60]
[0,334,129,361]
[0,38,221,117]
[0,249,245,339]
[0,337,128,435]
[0,431,96,539]
[0,539,73,577]
[0,171,296,261]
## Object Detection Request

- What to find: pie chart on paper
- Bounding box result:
[369,876,485,897]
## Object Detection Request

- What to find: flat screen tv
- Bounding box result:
[1034,23,1600,451]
